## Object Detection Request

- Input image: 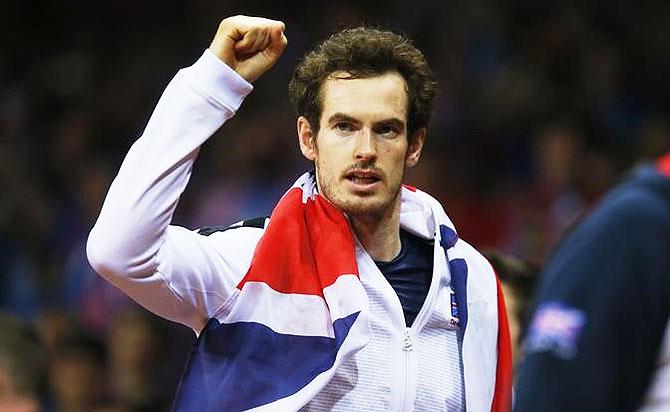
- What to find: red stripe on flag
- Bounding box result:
[239,188,358,296]
[403,184,417,192]
[657,152,670,178]
[491,277,513,412]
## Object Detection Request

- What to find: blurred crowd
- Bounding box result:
[1,1,668,410]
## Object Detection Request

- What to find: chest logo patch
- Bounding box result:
[525,302,586,359]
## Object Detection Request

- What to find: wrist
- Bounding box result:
[182,49,253,111]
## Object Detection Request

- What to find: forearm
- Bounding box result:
[87,16,286,331]
[87,50,252,279]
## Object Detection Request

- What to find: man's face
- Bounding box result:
[298,71,424,219]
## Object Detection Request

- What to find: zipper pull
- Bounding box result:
[403,328,413,351]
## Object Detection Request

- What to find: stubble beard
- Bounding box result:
[315,165,403,223]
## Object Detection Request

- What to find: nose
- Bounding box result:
[354,129,377,162]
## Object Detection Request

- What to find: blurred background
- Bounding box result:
[1,0,668,410]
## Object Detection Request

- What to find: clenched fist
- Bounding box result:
[210,15,288,83]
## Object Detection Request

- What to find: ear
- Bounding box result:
[405,128,426,167]
[297,116,317,161]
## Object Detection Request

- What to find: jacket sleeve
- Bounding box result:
[514,180,670,412]
[86,50,257,333]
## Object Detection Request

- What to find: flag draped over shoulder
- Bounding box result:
[173,172,512,412]
[173,172,370,411]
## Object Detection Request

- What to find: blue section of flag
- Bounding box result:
[439,225,459,249]
[173,311,360,411]
[439,225,468,334]
[449,258,468,333]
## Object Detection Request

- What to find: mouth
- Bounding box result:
[344,169,382,190]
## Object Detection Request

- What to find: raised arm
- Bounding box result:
[86,16,287,332]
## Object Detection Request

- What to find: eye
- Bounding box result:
[334,122,355,133]
[375,124,400,138]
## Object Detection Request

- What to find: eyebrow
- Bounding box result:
[327,113,361,126]
[327,113,406,130]
[375,118,406,132]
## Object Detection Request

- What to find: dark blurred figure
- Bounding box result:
[511,122,617,262]
[0,313,47,412]
[106,307,175,411]
[485,251,538,366]
[515,153,670,411]
[49,329,107,412]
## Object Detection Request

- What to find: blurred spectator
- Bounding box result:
[106,308,175,411]
[35,310,74,354]
[49,329,108,412]
[515,123,588,261]
[39,307,191,412]
[484,251,539,366]
[0,313,47,412]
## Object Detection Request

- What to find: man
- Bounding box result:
[484,251,538,366]
[49,329,108,412]
[515,153,670,411]
[87,16,511,411]
[0,313,46,412]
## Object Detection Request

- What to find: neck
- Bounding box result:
[349,197,402,262]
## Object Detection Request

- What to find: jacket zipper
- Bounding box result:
[354,239,444,412]
[400,327,415,412]
[398,240,446,411]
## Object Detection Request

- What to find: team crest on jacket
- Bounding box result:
[525,302,586,359]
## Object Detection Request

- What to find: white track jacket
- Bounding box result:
[87,50,506,411]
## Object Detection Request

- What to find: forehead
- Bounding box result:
[320,71,408,122]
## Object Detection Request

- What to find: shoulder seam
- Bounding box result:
[197,216,268,236]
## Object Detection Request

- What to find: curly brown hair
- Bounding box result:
[288,27,437,138]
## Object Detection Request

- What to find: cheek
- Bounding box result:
[316,143,348,172]
[314,153,340,188]
[383,145,409,171]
